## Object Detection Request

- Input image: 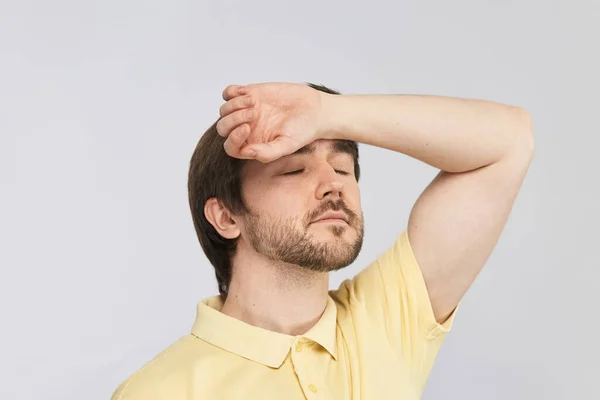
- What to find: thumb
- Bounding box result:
[243,136,302,163]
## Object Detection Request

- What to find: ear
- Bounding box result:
[204,198,241,239]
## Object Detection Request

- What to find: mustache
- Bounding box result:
[308,199,357,224]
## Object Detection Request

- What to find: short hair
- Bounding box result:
[187,83,360,301]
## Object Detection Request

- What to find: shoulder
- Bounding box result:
[331,229,455,340]
[110,335,205,400]
[331,230,415,307]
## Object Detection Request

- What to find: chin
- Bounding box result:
[311,229,354,242]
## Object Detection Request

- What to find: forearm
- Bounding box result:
[319,93,534,173]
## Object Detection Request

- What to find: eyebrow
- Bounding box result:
[291,141,354,157]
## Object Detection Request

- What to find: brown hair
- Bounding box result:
[187,83,360,301]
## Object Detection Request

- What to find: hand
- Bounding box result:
[216,82,324,163]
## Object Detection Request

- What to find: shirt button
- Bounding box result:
[308,384,318,393]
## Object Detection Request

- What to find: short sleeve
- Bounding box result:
[347,229,457,387]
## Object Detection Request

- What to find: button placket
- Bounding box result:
[291,337,322,397]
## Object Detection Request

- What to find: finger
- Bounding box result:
[216,108,254,138]
[243,136,301,163]
[222,85,247,101]
[219,95,255,118]
[223,124,252,159]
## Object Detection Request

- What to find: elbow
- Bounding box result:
[512,106,536,158]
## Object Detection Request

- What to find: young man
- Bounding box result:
[112,82,534,399]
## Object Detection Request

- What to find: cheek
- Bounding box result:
[251,187,307,220]
[346,185,361,208]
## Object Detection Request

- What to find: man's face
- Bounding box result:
[238,139,364,272]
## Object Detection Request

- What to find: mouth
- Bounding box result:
[312,218,349,225]
[312,211,350,225]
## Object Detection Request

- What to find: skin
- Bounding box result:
[205,82,535,336]
[205,139,364,335]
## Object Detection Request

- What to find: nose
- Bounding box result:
[316,169,344,201]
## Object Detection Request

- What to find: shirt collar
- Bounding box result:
[191,295,338,368]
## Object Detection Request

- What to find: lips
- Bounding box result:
[312,211,349,224]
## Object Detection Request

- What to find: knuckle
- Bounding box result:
[236,110,247,124]
[238,124,248,136]
[231,129,243,143]
[235,96,245,109]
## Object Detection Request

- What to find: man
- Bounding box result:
[111,82,534,399]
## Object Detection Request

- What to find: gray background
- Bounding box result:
[1,1,598,399]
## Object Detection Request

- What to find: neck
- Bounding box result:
[221,250,330,336]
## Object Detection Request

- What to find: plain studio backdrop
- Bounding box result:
[1,1,598,399]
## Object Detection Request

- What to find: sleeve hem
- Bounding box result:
[399,229,458,340]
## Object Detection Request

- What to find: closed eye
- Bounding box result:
[282,169,304,176]
[282,169,350,176]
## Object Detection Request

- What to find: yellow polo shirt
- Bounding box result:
[111,230,455,399]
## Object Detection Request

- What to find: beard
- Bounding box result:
[242,199,364,272]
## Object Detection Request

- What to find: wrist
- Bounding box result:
[316,92,346,141]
